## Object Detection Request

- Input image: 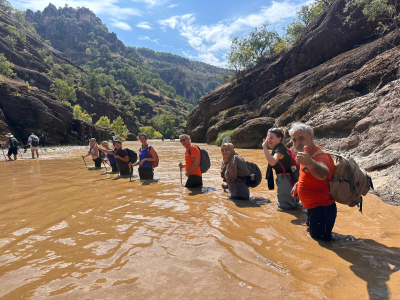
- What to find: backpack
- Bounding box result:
[141,146,159,168]
[125,148,138,164]
[189,145,210,173]
[245,162,262,188]
[311,149,373,211]
[278,148,300,186]
[9,137,19,148]
[31,136,39,147]
[98,150,106,159]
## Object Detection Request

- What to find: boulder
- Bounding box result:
[231,117,275,148]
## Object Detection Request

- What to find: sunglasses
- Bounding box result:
[268,128,278,132]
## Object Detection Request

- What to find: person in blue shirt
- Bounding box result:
[100,141,118,173]
[130,133,158,180]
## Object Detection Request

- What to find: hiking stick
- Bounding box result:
[82,157,87,168]
[1,148,7,162]
[102,160,108,171]
[129,165,132,182]
[180,164,183,186]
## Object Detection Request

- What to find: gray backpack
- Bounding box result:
[189,145,211,173]
[311,150,373,212]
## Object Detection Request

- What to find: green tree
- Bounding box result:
[99,44,110,57]
[111,116,129,137]
[139,126,163,139]
[247,24,279,61]
[95,116,111,128]
[0,0,11,11]
[3,35,16,48]
[344,0,399,33]
[85,48,92,55]
[13,11,24,23]
[0,53,16,77]
[103,85,114,100]
[73,105,92,122]
[50,78,77,105]
[159,113,175,137]
[87,73,101,96]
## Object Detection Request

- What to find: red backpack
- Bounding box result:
[278,148,300,186]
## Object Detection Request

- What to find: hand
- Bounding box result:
[291,182,299,198]
[296,146,313,168]
[140,159,145,166]
[262,138,268,148]
[185,171,189,177]
[221,183,228,190]
[179,163,183,169]
[115,155,120,159]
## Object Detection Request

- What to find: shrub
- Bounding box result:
[0,53,16,77]
[95,116,111,128]
[73,105,92,122]
[215,130,235,147]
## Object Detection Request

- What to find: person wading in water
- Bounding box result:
[220,142,250,200]
[130,133,158,180]
[98,141,118,173]
[178,134,202,188]
[98,140,130,176]
[82,138,102,168]
[264,128,299,210]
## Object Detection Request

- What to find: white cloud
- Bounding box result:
[131,0,168,9]
[164,4,177,9]
[14,0,142,19]
[158,1,302,66]
[111,20,132,30]
[137,22,153,29]
[139,35,159,44]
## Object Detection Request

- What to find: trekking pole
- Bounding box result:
[130,165,132,182]
[1,148,7,162]
[180,163,183,186]
[102,160,108,172]
[82,156,87,168]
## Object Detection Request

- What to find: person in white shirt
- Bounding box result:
[25,133,40,159]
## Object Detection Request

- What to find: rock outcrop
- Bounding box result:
[186,0,400,204]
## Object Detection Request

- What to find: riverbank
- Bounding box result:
[0,140,399,299]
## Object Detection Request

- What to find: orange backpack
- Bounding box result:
[145,146,159,168]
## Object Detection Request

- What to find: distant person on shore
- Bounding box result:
[178,134,202,188]
[25,133,40,159]
[263,128,298,210]
[82,138,102,168]
[40,132,47,148]
[2,133,19,161]
[220,142,250,200]
[130,133,158,180]
[84,134,88,142]
[289,122,336,241]
[98,141,118,172]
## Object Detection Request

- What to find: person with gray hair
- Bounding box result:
[289,122,337,241]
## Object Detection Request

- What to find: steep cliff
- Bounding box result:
[186,0,400,204]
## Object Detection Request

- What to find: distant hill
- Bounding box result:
[137,48,234,105]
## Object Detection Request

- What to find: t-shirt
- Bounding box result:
[298,145,335,209]
[28,135,39,147]
[139,146,153,169]
[107,153,116,165]
[270,143,292,174]
[185,144,202,177]
[114,148,129,172]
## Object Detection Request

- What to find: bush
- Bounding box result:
[215,130,235,147]
[50,78,76,105]
[111,116,129,137]
[73,105,92,122]
[0,53,16,77]
[95,116,111,128]
[139,126,163,139]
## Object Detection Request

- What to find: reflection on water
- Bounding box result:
[0,141,399,299]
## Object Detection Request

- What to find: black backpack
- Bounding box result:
[99,150,106,159]
[245,162,262,188]
[31,136,39,147]
[189,145,211,173]
[9,137,18,148]
[125,148,138,164]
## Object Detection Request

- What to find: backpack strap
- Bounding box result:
[147,146,152,158]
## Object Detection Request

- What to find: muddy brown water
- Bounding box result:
[0,141,399,300]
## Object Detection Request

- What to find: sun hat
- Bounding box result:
[90,138,96,141]
[5,133,13,138]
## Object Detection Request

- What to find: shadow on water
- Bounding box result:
[277,206,307,226]
[228,196,270,208]
[319,238,400,300]
[140,179,160,185]
[187,186,216,196]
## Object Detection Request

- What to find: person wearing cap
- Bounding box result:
[25,133,40,159]
[2,133,19,161]
[82,138,102,168]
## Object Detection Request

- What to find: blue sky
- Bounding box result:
[12,0,308,67]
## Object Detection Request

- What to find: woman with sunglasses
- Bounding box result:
[220,142,250,200]
[263,128,298,210]
[130,133,157,180]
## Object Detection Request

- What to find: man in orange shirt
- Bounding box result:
[289,123,336,241]
[178,134,202,188]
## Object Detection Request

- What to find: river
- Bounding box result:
[0,140,399,299]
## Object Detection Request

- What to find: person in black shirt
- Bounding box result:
[263,128,298,210]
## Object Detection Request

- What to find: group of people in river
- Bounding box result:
[1,132,47,161]
[83,122,337,241]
